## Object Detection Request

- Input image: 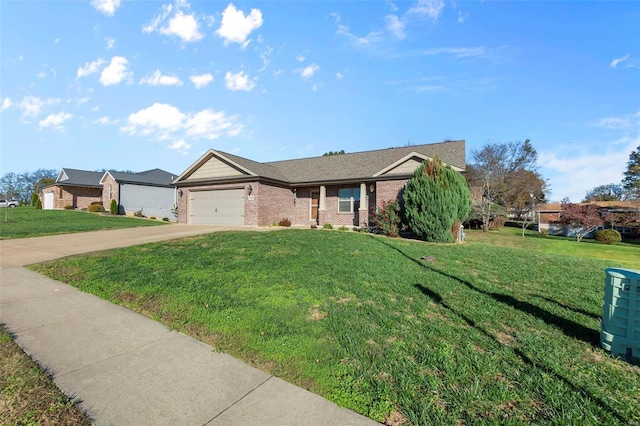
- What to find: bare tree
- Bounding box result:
[469,139,541,232]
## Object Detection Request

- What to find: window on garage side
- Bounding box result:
[338,187,360,213]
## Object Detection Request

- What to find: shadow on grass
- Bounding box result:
[532,294,602,320]
[371,235,600,347]
[411,284,626,423]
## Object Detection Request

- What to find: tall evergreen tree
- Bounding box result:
[403,157,471,242]
[622,145,640,200]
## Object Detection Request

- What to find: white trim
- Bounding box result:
[99,171,115,185]
[173,149,258,184]
[372,152,464,177]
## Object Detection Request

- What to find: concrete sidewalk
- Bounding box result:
[0,225,378,425]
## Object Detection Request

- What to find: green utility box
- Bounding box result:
[601,268,640,362]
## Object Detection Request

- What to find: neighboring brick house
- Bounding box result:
[40,168,103,210]
[41,168,177,219]
[173,140,466,227]
[100,169,177,218]
[537,200,640,238]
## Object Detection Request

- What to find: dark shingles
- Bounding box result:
[247,140,466,184]
[57,168,103,187]
[108,169,177,187]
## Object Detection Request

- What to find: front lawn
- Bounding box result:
[0,207,166,239]
[31,230,640,424]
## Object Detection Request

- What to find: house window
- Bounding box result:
[338,187,360,213]
[109,184,113,199]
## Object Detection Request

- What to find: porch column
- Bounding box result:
[360,182,368,213]
[319,185,326,210]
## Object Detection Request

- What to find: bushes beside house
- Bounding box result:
[595,229,622,245]
[87,202,105,213]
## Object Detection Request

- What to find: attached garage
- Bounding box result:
[189,189,245,225]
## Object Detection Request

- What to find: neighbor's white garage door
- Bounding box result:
[189,189,245,225]
[44,192,54,210]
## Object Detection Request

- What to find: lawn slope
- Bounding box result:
[32,230,640,424]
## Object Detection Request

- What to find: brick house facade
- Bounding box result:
[174,140,466,227]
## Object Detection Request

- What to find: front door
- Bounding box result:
[311,191,319,222]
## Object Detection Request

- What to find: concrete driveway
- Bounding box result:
[0,224,378,425]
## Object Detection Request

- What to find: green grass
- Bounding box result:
[0,206,166,239]
[0,326,91,425]
[31,229,640,424]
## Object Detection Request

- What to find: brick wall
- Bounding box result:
[101,174,120,212]
[255,183,295,226]
[42,185,102,209]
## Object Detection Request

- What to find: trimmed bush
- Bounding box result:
[323,223,333,230]
[162,217,169,222]
[278,218,292,227]
[338,226,349,231]
[87,203,105,213]
[64,205,73,210]
[110,199,118,215]
[35,198,42,209]
[595,229,622,245]
[149,216,157,220]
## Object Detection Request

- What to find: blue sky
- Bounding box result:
[1,0,638,202]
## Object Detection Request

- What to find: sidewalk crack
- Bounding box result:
[203,375,274,425]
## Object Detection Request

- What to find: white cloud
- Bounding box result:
[258,46,273,72]
[39,112,73,130]
[163,10,203,42]
[122,102,243,151]
[14,96,61,118]
[296,54,306,62]
[54,38,60,45]
[337,24,383,46]
[610,54,629,68]
[217,3,263,45]
[77,58,105,78]
[540,136,639,202]
[1,98,12,110]
[143,1,204,43]
[386,15,405,39]
[298,63,319,79]
[139,70,184,86]
[336,72,344,80]
[91,0,121,16]
[169,139,191,154]
[592,111,640,130]
[105,37,116,49]
[99,56,132,86]
[122,103,185,136]
[37,71,47,79]
[93,116,116,125]
[225,70,256,91]
[189,73,213,89]
[185,109,242,139]
[458,11,469,23]
[408,0,445,20]
[415,47,486,58]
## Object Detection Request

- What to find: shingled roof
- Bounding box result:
[177,140,466,185]
[104,169,177,187]
[265,140,465,184]
[55,168,103,187]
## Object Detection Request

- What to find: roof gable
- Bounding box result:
[55,168,103,187]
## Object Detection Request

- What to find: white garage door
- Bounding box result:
[44,192,54,210]
[189,189,245,225]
